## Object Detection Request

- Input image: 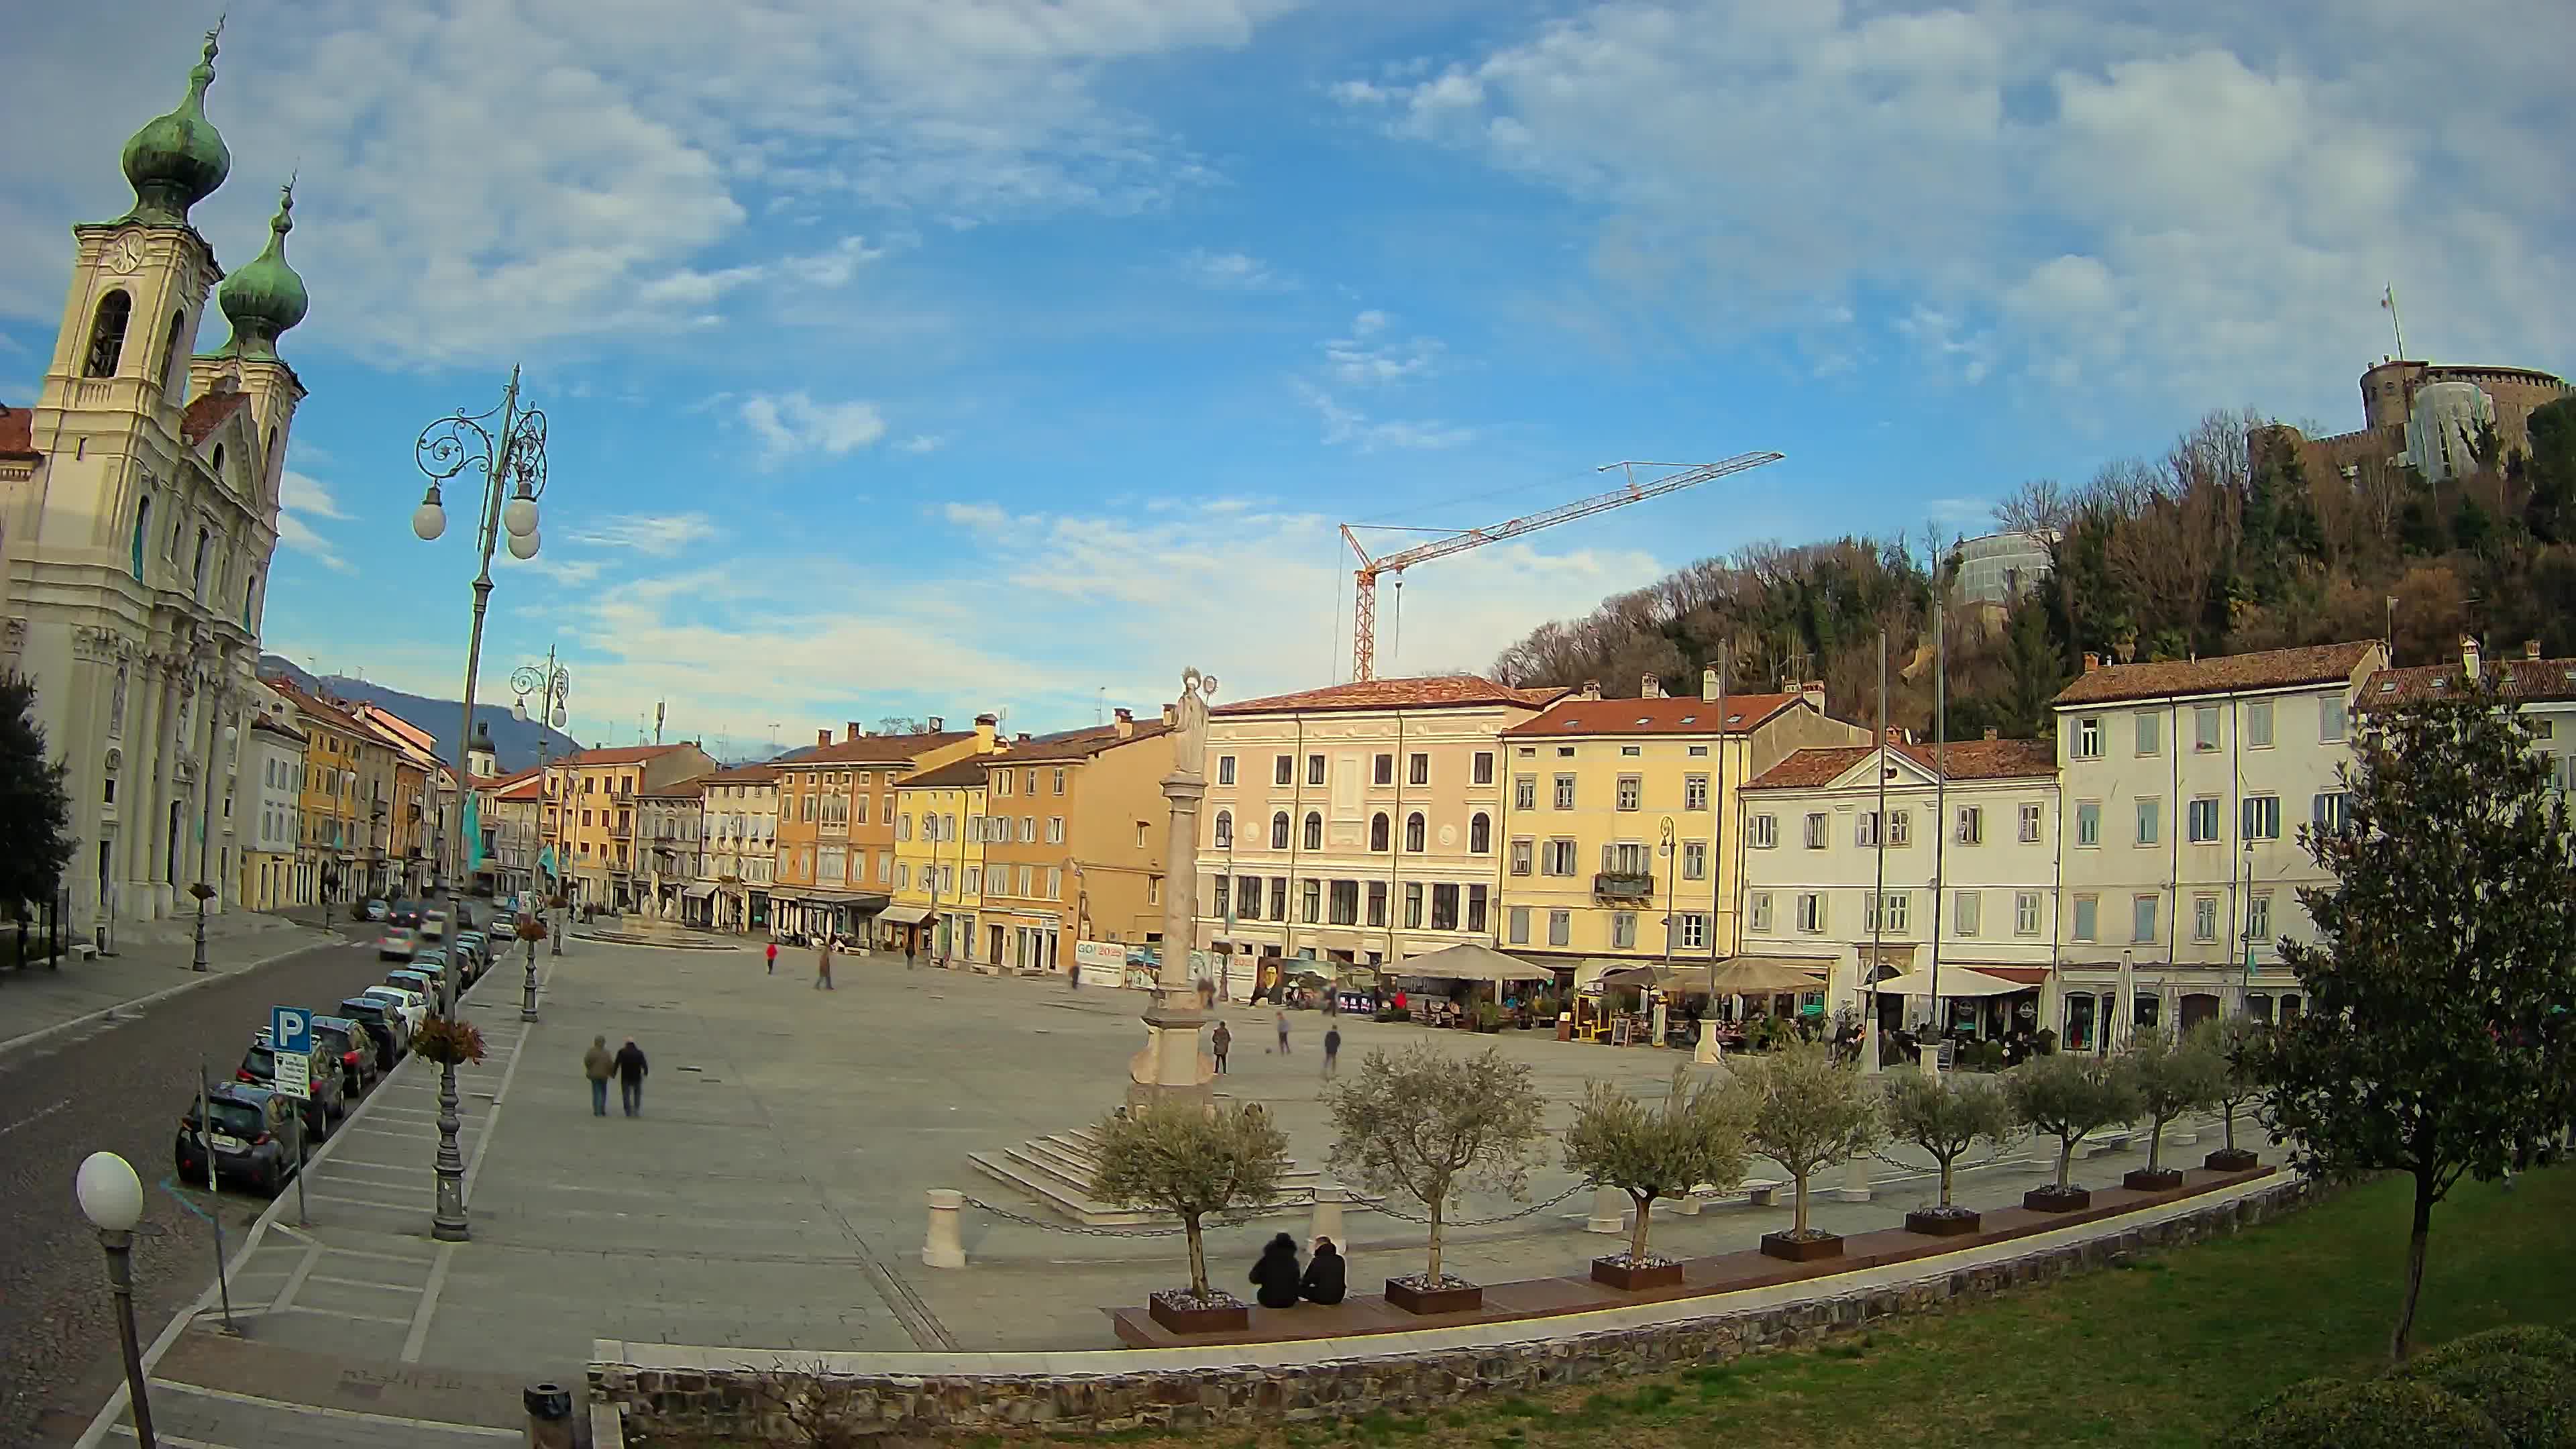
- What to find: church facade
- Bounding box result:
[0,25,312,932]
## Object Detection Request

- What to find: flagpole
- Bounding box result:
[2381,285,2406,359]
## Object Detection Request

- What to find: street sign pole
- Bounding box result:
[270,1009,313,1225]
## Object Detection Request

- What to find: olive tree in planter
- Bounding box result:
[1562,1065,1751,1289]
[2192,1016,2266,1172]
[1326,1044,1546,1313]
[1089,1101,1289,1334]
[2121,1028,2224,1191]
[1736,1042,1881,1262]
[1884,1070,2016,1236]
[2006,1049,2140,1212]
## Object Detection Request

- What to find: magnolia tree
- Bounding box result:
[2124,1028,2224,1179]
[1089,1102,1289,1305]
[1735,1042,1881,1240]
[2191,1016,2265,1165]
[1562,1065,1752,1266]
[2008,1050,2140,1197]
[1327,1044,1546,1287]
[1882,1070,2015,1216]
[2259,671,2576,1361]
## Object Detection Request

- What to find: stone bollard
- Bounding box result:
[922,1189,967,1269]
[1695,1018,1721,1065]
[1668,1187,1703,1218]
[1919,1048,1942,1079]
[1309,1183,1348,1248]
[523,1382,574,1449]
[1584,1185,1627,1234]
[1833,1155,1873,1203]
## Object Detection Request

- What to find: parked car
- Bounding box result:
[360,984,428,1035]
[378,927,418,961]
[175,1083,301,1195]
[412,949,455,991]
[337,997,409,1064]
[311,1015,382,1096]
[386,968,445,1009]
[235,1039,339,1138]
[421,908,449,941]
[364,898,390,922]
[450,932,488,977]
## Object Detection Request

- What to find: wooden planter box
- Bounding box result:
[2204,1147,2261,1173]
[2122,1167,2185,1192]
[1385,1277,1483,1315]
[1146,1291,1249,1335]
[1904,1208,1982,1237]
[1591,1256,1685,1291]
[1759,1231,1844,1263]
[2023,1185,2092,1213]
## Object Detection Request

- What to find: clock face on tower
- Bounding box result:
[104,234,146,275]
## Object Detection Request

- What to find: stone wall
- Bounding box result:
[596,1177,2324,1444]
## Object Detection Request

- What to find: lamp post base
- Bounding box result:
[433,1061,471,1241]
[191,899,208,973]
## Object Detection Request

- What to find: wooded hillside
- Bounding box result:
[1489,397,2576,740]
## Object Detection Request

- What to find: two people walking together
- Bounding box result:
[583,1036,649,1117]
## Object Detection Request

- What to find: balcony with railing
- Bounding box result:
[1592,871,1654,901]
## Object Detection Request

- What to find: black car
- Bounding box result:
[311,1015,382,1096]
[236,1040,341,1137]
[337,996,410,1065]
[390,900,423,928]
[175,1084,301,1195]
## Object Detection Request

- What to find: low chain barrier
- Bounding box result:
[1355,1181,1587,1226]
[959,1183,1591,1236]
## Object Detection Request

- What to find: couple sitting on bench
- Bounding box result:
[1250,1233,1346,1308]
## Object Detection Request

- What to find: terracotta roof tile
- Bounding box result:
[558,743,698,767]
[1215,675,1567,716]
[262,677,368,735]
[2051,641,2381,706]
[248,714,306,744]
[2365,656,2576,707]
[784,731,975,765]
[701,763,781,784]
[639,775,710,798]
[1744,737,2058,790]
[0,404,39,462]
[991,720,1173,763]
[180,389,251,446]
[900,758,992,790]
[1501,693,1807,738]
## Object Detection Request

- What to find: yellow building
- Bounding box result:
[981,708,1175,974]
[1495,673,1866,985]
[545,743,718,912]
[260,678,373,906]
[888,714,1004,962]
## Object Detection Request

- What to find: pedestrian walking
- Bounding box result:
[765,941,777,975]
[612,1039,649,1117]
[906,940,918,972]
[814,938,835,990]
[1211,1020,1231,1074]
[1248,1233,1304,1309]
[1275,1010,1291,1055]
[582,1035,614,1116]
[1323,1024,1341,1078]
[1198,976,1216,1011]
[1301,1238,1346,1305]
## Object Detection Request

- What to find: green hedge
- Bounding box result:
[2232,1377,2508,1448]
[2398,1352,2576,1448]
[2412,1324,2576,1375]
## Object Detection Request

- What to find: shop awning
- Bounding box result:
[1595,964,1679,989]
[878,905,935,926]
[1395,943,1554,983]
[1868,965,2027,998]
[1701,955,1833,996]
[1957,964,2049,985]
[681,882,718,900]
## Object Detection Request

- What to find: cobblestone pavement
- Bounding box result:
[64,934,2265,1445]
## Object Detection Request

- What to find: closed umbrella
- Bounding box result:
[2114,950,2135,1052]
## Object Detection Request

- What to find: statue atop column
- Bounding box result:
[1171,667,1217,780]
[1130,665,1221,1108]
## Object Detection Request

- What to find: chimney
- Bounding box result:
[1700,666,1720,703]
[1016,732,1032,745]
[1114,707,1135,739]
[1984,727,1999,741]
[1886,726,1904,744]
[1579,679,1602,701]
[926,716,945,733]
[974,712,998,751]
[1641,674,1665,699]
[816,728,832,748]
[2083,652,2102,673]
[2461,634,2481,681]
[1161,702,1176,727]
[2526,639,2542,661]
[847,720,863,741]
[1801,680,1826,713]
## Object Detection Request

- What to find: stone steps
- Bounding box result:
[969,1126,1324,1228]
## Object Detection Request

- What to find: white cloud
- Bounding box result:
[278,470,346,519]
[1324,311,1444,387]
[1332,0,2576,415]
[275,510,354,574]
[1296,310,1472,450]
[1177,248,1290,290]
[896,433,947,455]
[566,513,721,556]
[1296,382,1477,452]
[778,235,889,288]
[740,391,888,464]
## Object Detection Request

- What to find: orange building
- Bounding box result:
[979,709,1175,975]
[545,743,716,912]
[768,719,989,941]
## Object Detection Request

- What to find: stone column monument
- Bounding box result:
[1128,668,1218,1108]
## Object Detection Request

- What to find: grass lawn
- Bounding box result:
[1063,1166,2574,1449]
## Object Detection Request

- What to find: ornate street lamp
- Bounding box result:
[411,366,549,1244]
[513,651,571,964]
[76,1151,156,1448]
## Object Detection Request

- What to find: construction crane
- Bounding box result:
[1340,452,1785,681]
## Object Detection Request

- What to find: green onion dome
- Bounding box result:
[215,183,308,358]
[120,26,231,226]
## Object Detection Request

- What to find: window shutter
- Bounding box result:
[1600,843,1613,872]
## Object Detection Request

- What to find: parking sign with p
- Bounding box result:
[272,1006,313,1099]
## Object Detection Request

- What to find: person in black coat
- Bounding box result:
[1248,1233,1303,1309]
[1301,1237,1346,1305]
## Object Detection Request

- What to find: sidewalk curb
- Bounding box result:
[0,932,346,1061]
[68,949,513,1449]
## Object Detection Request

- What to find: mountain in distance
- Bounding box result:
[258,654,579,774]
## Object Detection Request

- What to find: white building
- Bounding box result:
[2367,637,2576,786]
[1,33,308,930]
[700,763,777,932]
[237,713,304,910]
[1736,732,2062,1036]
[2049,640,2385,1048]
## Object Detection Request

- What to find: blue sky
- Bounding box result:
[6,0,2570,757]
